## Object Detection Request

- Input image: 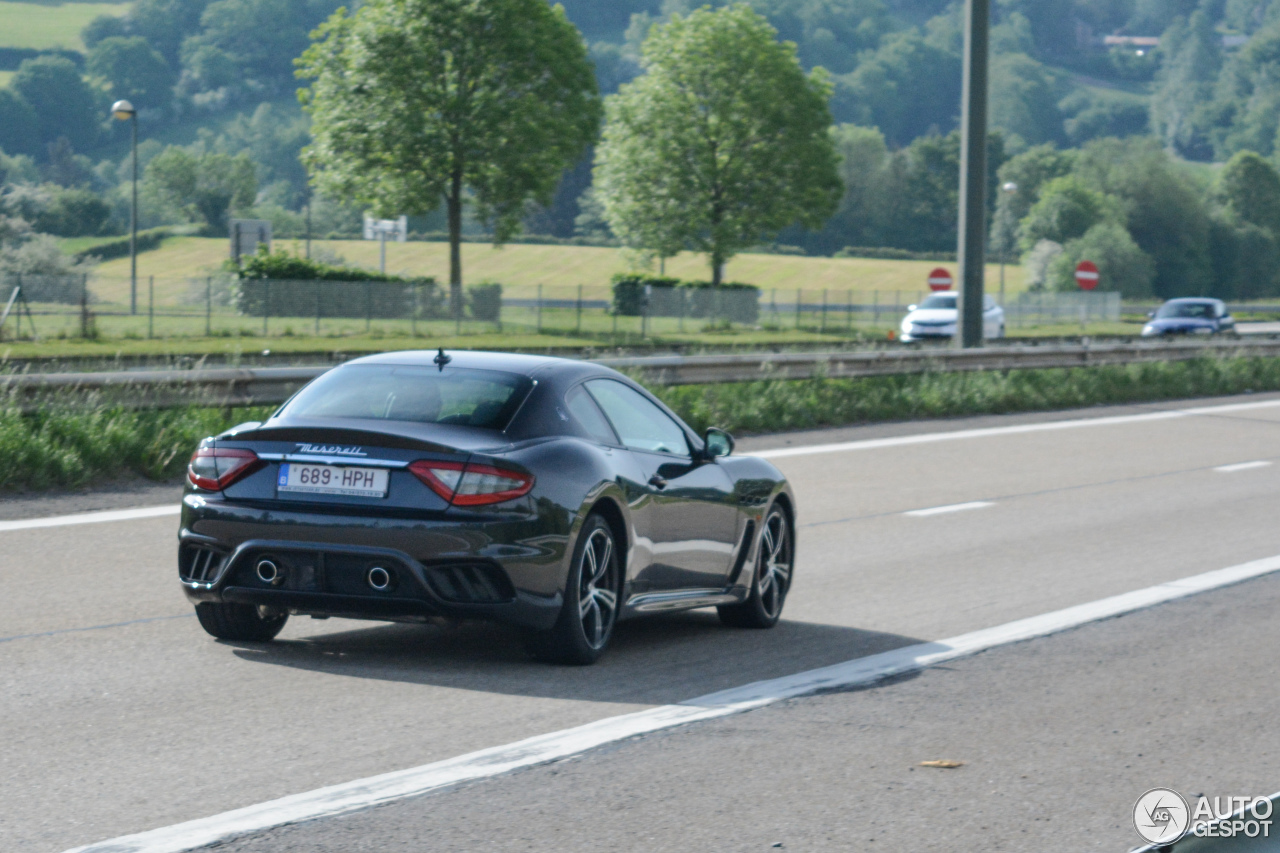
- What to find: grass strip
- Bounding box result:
[652,355,1280,433]
[3,355,1278,492]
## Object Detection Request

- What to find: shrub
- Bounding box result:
[611,273,679,316]
[468,282,502,321]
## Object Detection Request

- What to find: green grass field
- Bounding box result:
[89,236,1028,306]
[0,0,131,52]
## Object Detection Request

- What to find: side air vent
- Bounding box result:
[424,562,516,604]
[180,545,226,583]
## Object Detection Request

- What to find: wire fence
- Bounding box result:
[0,274,1219,344]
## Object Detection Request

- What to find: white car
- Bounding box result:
[899,292,1005,342]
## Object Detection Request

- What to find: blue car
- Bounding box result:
[1141,298,1236,337]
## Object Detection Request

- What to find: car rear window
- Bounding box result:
[281,365,532,429]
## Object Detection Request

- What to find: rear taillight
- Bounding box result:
[409,460,534,506]
[187,447,261,491]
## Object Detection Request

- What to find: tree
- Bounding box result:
[595,4,840,284]
[1150,10,1221,157]
[299,0,600,313]
[1019,175,1123,250]
[1217,150,1280,234]
[86,36,174,108]
[1048,222,1156,297]
[989,52,1063,149]
[145,147,257,232]
[11,56,100,151]
[833,29,961,145]
[0,89,39,157]
[1074,137,1212,297]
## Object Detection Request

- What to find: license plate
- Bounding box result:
[277,463,389,498]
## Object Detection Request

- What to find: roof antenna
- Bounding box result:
[433,347,452,371]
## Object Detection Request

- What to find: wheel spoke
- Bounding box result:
[594,587,617,614]
[760,525,775,564]
[772,561,791,584]
[579,588,594,618]
[594,535,613,584]
[758,563,773,595]
[769,520,786,561]
[587,599,603,644]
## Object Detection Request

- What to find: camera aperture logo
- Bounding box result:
[1134,788,1189,845]
[1133,789,1275,845]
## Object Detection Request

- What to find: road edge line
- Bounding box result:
[61,552,1280,853]
[0,505,179,533]
[749,398,1280,460]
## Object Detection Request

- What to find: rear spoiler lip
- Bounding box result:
[221,419,514,455]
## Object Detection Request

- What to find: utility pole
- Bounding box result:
[956,0,990,349]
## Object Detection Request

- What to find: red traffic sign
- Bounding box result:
[1075,260,1099,291]
[927,267,953,291]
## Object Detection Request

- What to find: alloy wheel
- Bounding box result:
[578,527,618,649]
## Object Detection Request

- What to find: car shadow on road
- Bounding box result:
[226,612,925,707]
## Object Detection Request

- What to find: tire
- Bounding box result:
[195,602,289,641]
[524,514,621,665]
[718,505,793,629]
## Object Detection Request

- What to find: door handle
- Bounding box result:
[648,475,668,490]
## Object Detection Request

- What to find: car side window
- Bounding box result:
[585,380,690,457]
[565,384,618,445]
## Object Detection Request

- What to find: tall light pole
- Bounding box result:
[998,181,1017,310]
[111,99,138,315]
[955,0,990,349]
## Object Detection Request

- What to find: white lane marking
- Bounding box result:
[903,501,995,517]
[0,505,179,533]
[1214,460,1273,473]
[63,552,1280,853]
[749,398,1280,460]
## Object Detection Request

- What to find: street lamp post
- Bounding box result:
[999,181,1018,311]
[111,100,138,315]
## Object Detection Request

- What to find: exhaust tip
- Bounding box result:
[367,566,393,591]
[255,558,281,585]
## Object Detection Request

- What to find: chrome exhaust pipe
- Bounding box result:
[256,558,282,585]
[366,566,392,591]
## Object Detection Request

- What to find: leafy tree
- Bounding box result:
[299,0,600,313]
[33,186,113,237]
[82,15,129,50]
[748,0,892,75]
[1074,136,1212,298]
[1019,175,1123,250]
[86,36,174,108]
[0,90,39,157]
[1060,89,1150,145]
[834,29,961,145]
[1150,10,1221,157]
[989,52,1063,148]
[145,146,257,232]
[1216,150,1280,234]
[1048,222,1156,297]
[129,0,212,64]
[182,0,334,97]
[11,56,100,151]
[595,4,840,283]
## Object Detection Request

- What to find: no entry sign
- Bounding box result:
[928,268,953,291]
[1075,260,1099,291]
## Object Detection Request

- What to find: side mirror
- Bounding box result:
[1147,311,1155,319]
[907,304,918,312]
[703,427,734,459]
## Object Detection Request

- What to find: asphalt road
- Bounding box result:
[6,393,1280,852]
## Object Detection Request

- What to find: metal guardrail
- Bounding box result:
[3,339,1280,409]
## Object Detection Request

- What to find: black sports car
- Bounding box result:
[179,350,796,663]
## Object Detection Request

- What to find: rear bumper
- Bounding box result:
[178,495,568,630]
